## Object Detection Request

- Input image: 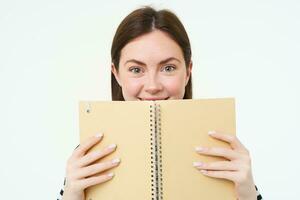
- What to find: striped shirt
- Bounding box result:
[57,178,263,199]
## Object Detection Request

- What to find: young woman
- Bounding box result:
[59,6,262,200]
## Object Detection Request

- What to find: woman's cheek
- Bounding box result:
[163,76,186,98]
[122,78,143,99]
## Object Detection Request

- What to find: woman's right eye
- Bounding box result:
[129,67,142,74]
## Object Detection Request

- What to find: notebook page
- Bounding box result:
[79,101,153,200]
[158,98,236,200]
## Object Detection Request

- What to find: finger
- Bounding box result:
[193,161,238,171]
[200,170,238,182]
[195,146,239,160]
[208,131,245,150]
[76,158,121,179]
[80,172,115,189]
[72,133,104,159]
[77,144,117,167]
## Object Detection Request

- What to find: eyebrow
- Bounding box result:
[124,57,181,66]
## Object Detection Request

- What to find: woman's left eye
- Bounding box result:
[162,65,176,72]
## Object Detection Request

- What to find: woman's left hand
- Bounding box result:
[193,130,257,200]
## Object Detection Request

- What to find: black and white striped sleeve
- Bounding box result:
[57,178,66,200]
[255,185,263,200]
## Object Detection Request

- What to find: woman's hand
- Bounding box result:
[193,131,257,200]
[62,133,121,200]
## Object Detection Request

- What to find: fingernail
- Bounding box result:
[195,146,204,152]
[208,130,216,135]
[112,158,121,164]
[107,144,117,149]
[193,162,203,167]
[95,133,103,138]
[200,170,207,174]
[107,172,114,177]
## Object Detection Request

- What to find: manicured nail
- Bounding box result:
[208,130,216,135]
[107,144,117,150]
[195,146,204,152]
[193,162,203,167]
[107,172,114,177]
[112,158,121,164]
[95,133,103,138]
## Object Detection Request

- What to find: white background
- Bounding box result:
[0,0,299,199]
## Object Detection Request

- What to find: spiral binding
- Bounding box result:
[156,103,163,200]
[149,103,157,200]
[149,102,163,200]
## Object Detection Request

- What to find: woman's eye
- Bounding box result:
[129,67,142,74]
[162,65,176,72]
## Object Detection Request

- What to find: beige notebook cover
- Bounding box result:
[79,98,236,200]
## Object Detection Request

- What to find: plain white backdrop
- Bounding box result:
[0,0,299,199]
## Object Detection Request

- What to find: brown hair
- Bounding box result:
[111,6,192,100]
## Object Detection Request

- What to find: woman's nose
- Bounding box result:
[144,75,163,94]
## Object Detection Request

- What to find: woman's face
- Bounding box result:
[112,30,192,101]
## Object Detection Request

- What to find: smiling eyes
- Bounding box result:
[129,65,176,74]
[163,65,176,72]
[129,67,141,74]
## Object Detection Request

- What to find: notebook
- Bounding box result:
[79,98,236,200]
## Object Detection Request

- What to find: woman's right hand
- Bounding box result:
[62,133,120,200]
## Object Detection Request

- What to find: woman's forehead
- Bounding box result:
[119,30,184,64]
